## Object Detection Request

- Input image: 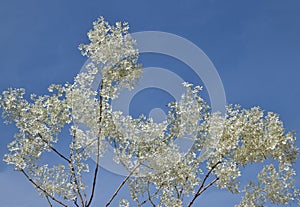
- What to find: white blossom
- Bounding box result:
[0,17,299,207]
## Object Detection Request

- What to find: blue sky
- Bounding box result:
[0,0,299,206]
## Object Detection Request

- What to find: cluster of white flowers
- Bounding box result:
[237,164,299,207]
[79,16,142,99]
[0,17,299,207]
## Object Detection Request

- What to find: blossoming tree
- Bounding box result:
[0,17,299,207]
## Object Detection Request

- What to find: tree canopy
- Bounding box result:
[0,17,299,207]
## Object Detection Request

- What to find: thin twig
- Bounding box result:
[70,129,85,207]
[37,132,71,163]
[179,176,188,198]
[174,185,180,199]
[86,81,103,207]
[144,182,157,207]
[21,170,68,207]
[73,198,80,207]
[187,161,221,207]
[46,196,53,207]
[197,177,219,196]
[105,162,142,207]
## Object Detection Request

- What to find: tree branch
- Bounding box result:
[46,195,53,207]
[21,169,68,207]
[69,129,85,207]
[105,162,142,207]
[73,198,80,207]
[37,132,71,163]
[141,181,158,207]
[86,81,103,207]
[187,161,221,207]
[197,177,219,196]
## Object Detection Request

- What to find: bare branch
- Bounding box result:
[143,181,158,207]
[86,81,103,207]
[198,177,219,196]
[73,198,80,207]
[37,132,71,163]
[187,161,221,207]
[46,196,53,207]
[105,162,142,207]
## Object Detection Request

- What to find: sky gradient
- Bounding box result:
[0,0,299,206]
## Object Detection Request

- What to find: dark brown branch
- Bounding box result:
[21,169,68,207]
[70,129,85,207]
[46,196,53,207]
[77,139,96,153]
[105,162,142,207]
[174,185,180,199]
[86,81,103,207]
[141,182,158,207]
[73,199,80,207]
[187,161,221,207]
[197,177,219,196]
[37,132,71,163]
[179,176,188,198]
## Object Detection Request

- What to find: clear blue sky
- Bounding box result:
[0,0,299,206]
